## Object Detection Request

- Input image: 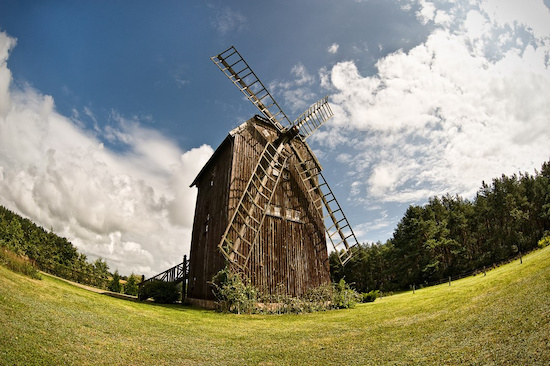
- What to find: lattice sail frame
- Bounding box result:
[218,142,291,272]
[211,46,292,132]
[213,45,358,269]
[288,140,358,265]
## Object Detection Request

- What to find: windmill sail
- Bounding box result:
[289,141,358,265]
[316,172,358,265]
[211,46,292,132]
[218,142,291,272]
[293,96,334,140]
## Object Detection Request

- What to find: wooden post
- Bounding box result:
[449,276,451,286]
[412,284,415,294]
[182,255,188,303]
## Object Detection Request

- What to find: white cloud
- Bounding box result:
[416,0,436,25]
[0,32,15,118]
[270,63,318,114]
[213,7,247,34]
[327,43,339,54]
[0,32,214,276]
[291,63,314,86]
[321,0,550,207]
[480,0,550,41]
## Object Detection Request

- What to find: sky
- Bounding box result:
[0,0,549,277]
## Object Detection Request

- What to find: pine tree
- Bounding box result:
[108,270,122,293]
[123,274,139,296]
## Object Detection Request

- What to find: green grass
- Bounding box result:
[1,247,550,365]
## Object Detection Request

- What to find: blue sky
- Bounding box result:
[1,0,549,276]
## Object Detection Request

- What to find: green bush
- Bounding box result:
[538,236,550,249]
[303,282,334,311]
[0,248,41,280]
[139,280,180,304]
[332,278,360,309]
[211,269,361,314]
[361,290,379,303]
[123,274,140,296]
[211,267,258,314]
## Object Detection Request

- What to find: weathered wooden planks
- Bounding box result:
[187,116,330,301]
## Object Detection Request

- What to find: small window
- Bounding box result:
[285,210,293,220]
[285,208,302,222]
[204,214,210,234]
[265,204,282,218]
[209,172,216,187]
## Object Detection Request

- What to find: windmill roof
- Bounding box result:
[190,114,322,187]
[189,115,263,187]
[189,133,233,188]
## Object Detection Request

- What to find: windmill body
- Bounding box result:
[187,116,330,300]
[186,46,358,303]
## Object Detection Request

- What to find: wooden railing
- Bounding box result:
[139,255,189,299]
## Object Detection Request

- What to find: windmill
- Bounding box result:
[186,46,358,302]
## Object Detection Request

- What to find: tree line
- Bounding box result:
[0,205,114,289]
[3,159,549,297]
[330,159,550,293]
[0,205,142,295]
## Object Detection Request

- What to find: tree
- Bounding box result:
[108,270,122,293]
[92,258,110,288]
[123,274,139,296]
[5,218,25,255]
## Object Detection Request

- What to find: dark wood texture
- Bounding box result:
[187,116,330,300]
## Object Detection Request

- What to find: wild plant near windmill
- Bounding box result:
[210,266,360,314]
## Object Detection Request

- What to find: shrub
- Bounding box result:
[108,270,122,293]
[538,236,550,249]
[211,269,360,314]
[139,280,180,304]
[304,282,334,311]
[211,267,257,314]
[361,290,379,303]
[0,248,41,280]
[332,279,360,309]
[123,274,140,296]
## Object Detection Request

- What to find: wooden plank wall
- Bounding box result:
[231,118,330,297]
[187,140,233,300]
[188,116,330,300]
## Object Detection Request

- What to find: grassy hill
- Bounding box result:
[1,247,549,365]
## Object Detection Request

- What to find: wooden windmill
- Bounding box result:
[187,46,358,302]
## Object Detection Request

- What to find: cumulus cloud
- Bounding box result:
[318,0,550,208]
[416,0,436,25]
[0,32,213,276]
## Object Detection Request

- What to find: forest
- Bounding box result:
[330,159,550,293]
[0,205,111,288]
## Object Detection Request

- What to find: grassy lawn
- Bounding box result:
[1,246,549,365]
